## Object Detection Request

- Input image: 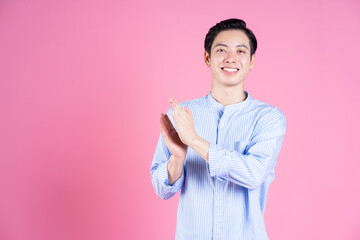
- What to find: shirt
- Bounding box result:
[150,90,286,240]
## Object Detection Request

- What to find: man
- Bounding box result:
[150,18,286,240]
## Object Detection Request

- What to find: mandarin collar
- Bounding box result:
[206,90,252,113]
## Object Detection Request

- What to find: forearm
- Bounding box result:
[208,135,285,189]
[185,133,284,190]
[167,155,185,185]
[188,135,210,162]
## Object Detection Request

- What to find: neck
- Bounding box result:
[210,82,246,106]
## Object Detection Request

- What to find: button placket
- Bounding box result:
[218,112,227,144]
[213,179,224,238]
[213,107,227,238]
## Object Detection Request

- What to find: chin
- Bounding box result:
[219,80,244,88]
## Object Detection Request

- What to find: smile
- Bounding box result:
[221,67,239,73]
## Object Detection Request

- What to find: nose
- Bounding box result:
[224,50,237,63]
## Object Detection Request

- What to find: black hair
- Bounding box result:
[204,18,257,58]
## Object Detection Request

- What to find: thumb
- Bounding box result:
[185,106,192,116]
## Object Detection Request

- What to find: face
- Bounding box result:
[204,30,255,88]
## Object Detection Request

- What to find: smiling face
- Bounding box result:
[204,30,255,88]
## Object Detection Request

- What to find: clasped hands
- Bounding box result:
[159,98,198,161]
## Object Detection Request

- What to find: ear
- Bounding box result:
[249,54,255,70]
[204,51,210,67]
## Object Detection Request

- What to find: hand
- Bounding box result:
[159,113,188,161]
[169,98,197,146]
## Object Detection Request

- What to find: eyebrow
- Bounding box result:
[213,43,249,50]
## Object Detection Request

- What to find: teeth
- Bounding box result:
[223,68,238,72]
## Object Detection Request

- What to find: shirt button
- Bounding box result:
[216,222,219,226]
[217,196,220,200]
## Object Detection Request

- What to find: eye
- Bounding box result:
[238,50,246,54]
[216,48,225,52]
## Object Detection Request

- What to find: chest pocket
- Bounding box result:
[234,141,248,155]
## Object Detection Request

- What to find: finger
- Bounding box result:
[160,125,169,142]
[160,125,172,146]
[161,113,171,131]
[185,106,193,117]
[169,99,178,114]
[174,104,188,120]
[174,103,186,117]
[159,115,170,135]
[172,112,177,124]
[174,99,181,109]
[159,123,167,138]
[176,100,187,113]
[169,98,176,106]
[170,98,181,111]
[171,102,179,114]
[174,109,187,122]
[170,99,187,123]
[172,112,182,127]
[164,113,174,131]
[164,114,175,131]
[170,98,179,103]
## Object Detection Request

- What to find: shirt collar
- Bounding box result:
[206,90,252,113]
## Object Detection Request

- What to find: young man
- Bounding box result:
[150,18,286,239]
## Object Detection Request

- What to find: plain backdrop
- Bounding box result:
[1,0,360,239]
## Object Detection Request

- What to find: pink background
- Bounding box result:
[1,0,360,239]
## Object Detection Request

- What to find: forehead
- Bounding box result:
[212,30,250,49]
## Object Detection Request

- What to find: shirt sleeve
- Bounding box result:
[208,108,286,190]
[150,108,185,200]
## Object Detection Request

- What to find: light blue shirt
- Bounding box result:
[151,91,286,240]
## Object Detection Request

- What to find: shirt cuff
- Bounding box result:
[208,142,228,178]
[160,161,184,193]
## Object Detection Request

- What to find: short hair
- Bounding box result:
[204,18,257,58]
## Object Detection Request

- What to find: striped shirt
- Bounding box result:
[151,91,286,240]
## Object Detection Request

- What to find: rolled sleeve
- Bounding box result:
[161,161,184,194]
[150,108,185,200]
[208,142,228,178]
[206,109,286,189]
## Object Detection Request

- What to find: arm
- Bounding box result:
[190,109,286,190]
[150,108,187,200]
[169,98,286,190]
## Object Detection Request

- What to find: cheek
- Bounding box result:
[211,56,224,66]
[211,52,224,60]
[239,57,250,65]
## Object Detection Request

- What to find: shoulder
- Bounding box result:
[248,96,286,132]
[249,96,286,121]
[180,95,207,108]
[166,95,208,114]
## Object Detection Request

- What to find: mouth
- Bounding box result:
[221,67,240,73]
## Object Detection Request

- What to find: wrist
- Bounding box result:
[189,134,201,149]
[168,155,185,185]
[188,134,210,162]
[169,155,185,165]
